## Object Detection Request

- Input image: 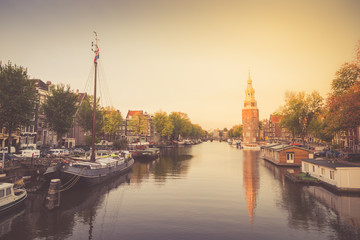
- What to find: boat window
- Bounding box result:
[6,187,11,196]
[0,189,4,198]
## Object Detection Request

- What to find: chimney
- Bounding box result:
[76,89,79,94]
[46,81,52,85]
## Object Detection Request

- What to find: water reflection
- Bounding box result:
[304,186,360,229]
[242,150,260,225]
[0,172,132,240]
[262,158,360,239]
[0,209,24,238]
[131,147,193,185]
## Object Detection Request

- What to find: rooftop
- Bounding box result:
[302,158,360,169]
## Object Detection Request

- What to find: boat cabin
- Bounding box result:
[262,144,312,166]
[0,182,27,213]
[302,159,360,192]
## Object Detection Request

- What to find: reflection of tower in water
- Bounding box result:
[242,150,260,225]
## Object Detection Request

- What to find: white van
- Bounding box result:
[20,149,40,158]
[49,149,64,157]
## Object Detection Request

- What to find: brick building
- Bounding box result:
[242,73,259,143]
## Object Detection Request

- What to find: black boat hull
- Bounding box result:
[53,158,135,187]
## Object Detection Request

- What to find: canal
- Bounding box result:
[1,142,360,240]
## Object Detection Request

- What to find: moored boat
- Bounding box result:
[44,32,135,187]
[242,143,261,150]
[0,182,27,214]
[133,148,160,161]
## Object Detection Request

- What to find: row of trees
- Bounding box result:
[0,61,206,152]
[153,111,207,141]
[277,42,360,150]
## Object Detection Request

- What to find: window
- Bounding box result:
[330,171,335,180]
[313,166,315,172]
[0,189,4,198]
[6,187,11,196]
[321,168,325,175]
[286,152,294,163]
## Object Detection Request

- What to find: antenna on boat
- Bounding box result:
[90,31,99,162]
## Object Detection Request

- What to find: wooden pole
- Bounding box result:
[45,179,61,210]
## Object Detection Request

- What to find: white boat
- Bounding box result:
[242,143,261,150]
[0,183,27,214]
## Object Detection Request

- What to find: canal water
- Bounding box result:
[1,142,360,240]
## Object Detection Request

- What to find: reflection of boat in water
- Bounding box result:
[0,182,27,215]
[304,185,360,229]
[132,148,160,162]
[34,171,133,240]
[59,171,133,212]
[0,209,24,238]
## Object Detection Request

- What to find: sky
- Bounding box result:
[1,0,360,130]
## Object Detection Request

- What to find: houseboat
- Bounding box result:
[262,144,312,167]
[302,159,360,193]
[0,183,27,214]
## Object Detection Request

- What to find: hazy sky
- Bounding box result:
[1,0,360,130]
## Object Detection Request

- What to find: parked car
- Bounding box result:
[342,153,360,162]
[314,151,326,158]
[49,149,65,157]
[0,153,20,161]
[73,148,85,154]
[326,150,340,158]
[20,149,40,158]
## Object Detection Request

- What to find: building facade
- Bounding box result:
[125,110,154,143]
[242,73,259,143]
[20,79,57,149]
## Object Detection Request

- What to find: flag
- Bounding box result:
[94,48,100,63]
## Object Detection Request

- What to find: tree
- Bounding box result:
[228,125,243,139]
[0,62,37,153]
[308,115,333,143]
[42,84,78,146]
[102,106,122,142]
[331,62,360,95]
[76,95,103,138]
[169,112,192,139]
[325,82,360,135]
[190,124,205,138]
[280,91,323,144]
[323,44,360,150]
[153,111,174,140]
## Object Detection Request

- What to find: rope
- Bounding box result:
[56,166,87,192]
[58,174,81,192]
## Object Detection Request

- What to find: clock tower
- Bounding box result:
[242,73,259,143]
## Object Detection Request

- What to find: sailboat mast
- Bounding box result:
[91,32,99,162]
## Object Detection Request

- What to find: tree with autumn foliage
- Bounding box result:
[102,106,123,142]
[228,125,243,139]
[169,112,192,140]
[323,42,360,150]
[153,111,174,140]
[279,91,323,144]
